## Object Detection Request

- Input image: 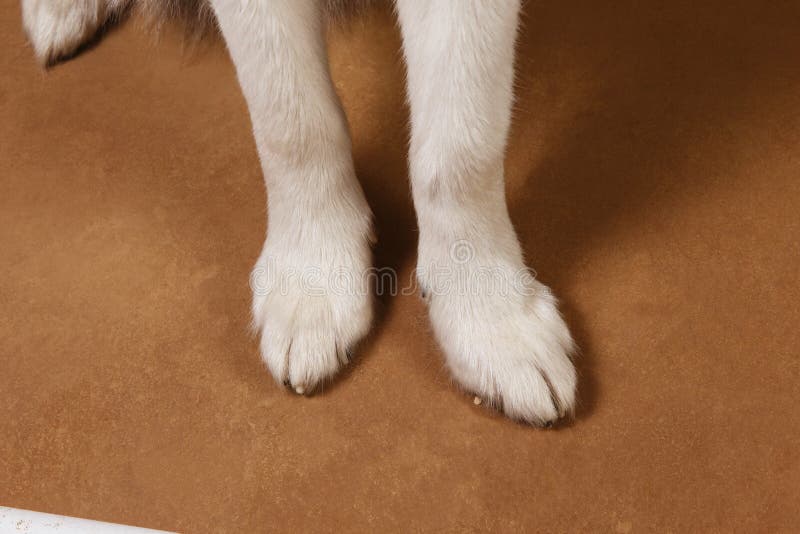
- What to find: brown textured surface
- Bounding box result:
[2,1,799,531]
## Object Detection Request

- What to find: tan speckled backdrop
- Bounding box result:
[1,1,799,531]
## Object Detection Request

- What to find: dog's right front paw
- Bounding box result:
[250,238,373,394]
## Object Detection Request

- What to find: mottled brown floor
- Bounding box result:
[2,1,799,532]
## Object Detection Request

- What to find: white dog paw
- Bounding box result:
[22,0,109,64]
[428,278,577,426]
[250,240,373,394]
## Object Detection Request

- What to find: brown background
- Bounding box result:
[2,1,799,532]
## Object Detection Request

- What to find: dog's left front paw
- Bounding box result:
[426,276,577,426]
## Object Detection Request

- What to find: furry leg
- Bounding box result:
[211,0,374,393]
[396,0,577,425]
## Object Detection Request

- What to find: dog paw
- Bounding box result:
[22,0,109,65]
[427,277,577,426]
[250,237,373,394]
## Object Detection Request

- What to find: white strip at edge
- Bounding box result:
[0,507,174,534]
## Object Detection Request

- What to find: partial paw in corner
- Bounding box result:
[22,0,124,65]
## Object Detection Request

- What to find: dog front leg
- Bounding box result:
[211,0,374,393]
[396,0,577,424]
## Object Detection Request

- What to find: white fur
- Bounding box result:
[21,0,127,64]
[24,0,578,424]
[211,0,374,394]
[396,0,576,424]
